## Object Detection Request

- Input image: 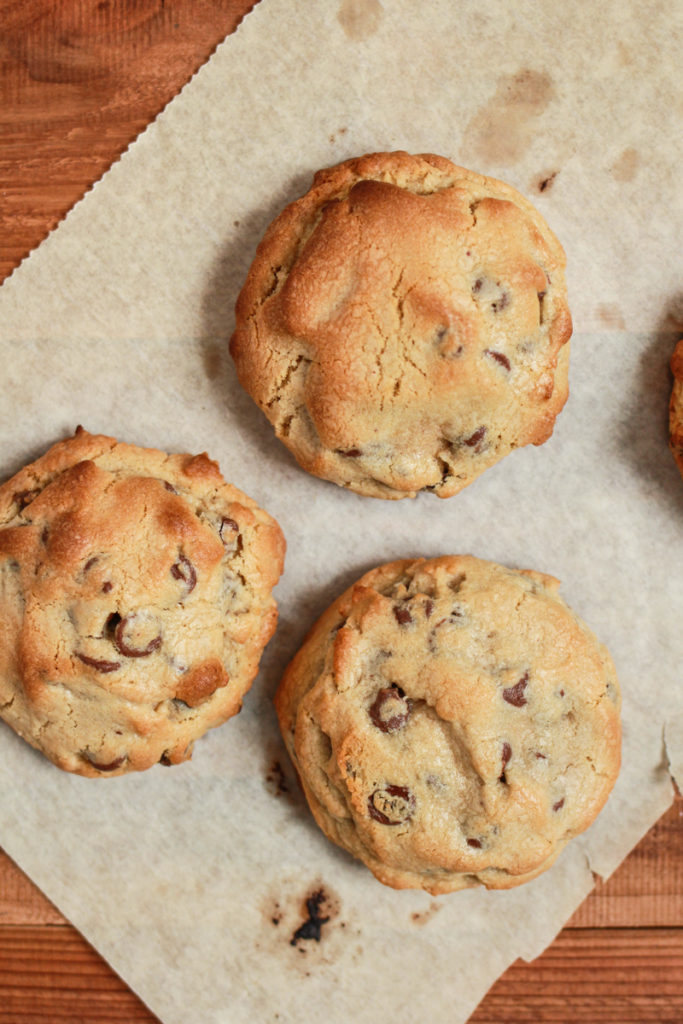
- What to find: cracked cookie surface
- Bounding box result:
[275,555,620,893]
[669,338,683,479]
[231,152,572,499]
[0,428,285,776]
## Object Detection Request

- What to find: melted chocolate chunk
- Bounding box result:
[499,741,512,782]
[553,798,565,812]
[491,291,510,314]
[112,615,162,658]
[219,517,239,542]
[290,890,330,946]
[337,448,362,457]
[464,426,486,449]
[13,488,40,511]
[484,349,511,371]
[503,672,529,707]
[163,481,178,494]
[82,753,127,772]
[424,599,434,618]
[368,785,415,825]
[76,652,121,673]
[466,838,482,849]
[393,606,413,626]
[368,686,412,733]
[171,554,197,594]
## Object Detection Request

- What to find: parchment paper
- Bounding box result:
[1,1,682,1021]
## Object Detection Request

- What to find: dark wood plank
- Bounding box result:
[471,928,683,1023]
[1,924,681,1024]
[0,0,257,282]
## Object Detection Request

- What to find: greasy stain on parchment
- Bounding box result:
[463,68,555,165]
[338,0,383,40]
[597,303,626,330]
[610,147,640,183]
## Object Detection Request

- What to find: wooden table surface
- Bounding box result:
[1,2,682,1021]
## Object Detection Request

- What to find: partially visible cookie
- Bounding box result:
[231,151,572,499]
[670,338,683,478]
[0,428,285,776]
[275,555,620,893]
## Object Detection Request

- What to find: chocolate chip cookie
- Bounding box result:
[669,338,683,479]
[231,152,572,499]
[275,556,620,893]
[0,428,285,776]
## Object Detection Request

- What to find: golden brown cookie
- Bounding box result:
[231,152,572,499]
[669,338,683,478]
[0,428,285,776]
[275,556,620,893]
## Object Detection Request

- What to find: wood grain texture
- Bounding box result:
[0,1,681,1022]
[0,0,256,282]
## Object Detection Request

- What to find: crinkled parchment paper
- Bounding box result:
[0,1,681,1021]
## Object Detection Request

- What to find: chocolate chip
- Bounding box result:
[472,278,484,294]
[76,652,121,673]
[393,606,413,626]
[499,741,512,782]
[368,785,415,825]
[83,556,99,573]
[112,614,162,658]
[464,426,486,449]
[484,349,511,371]
[491,292,510,314]
[82,753,127,772]
[368,686,412,733]
[503,672,528,707]
[424,599,434,618]
[13,488,40,511]
[171,554,197,594]
[102,581,113,594]
[163,481,178,493]
[336,448,362,457]
[553,798,565,812]
[219,516,239,542]
[466,838,482,848]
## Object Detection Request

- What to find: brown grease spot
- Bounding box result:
[610,147,639,183]
[464,69,555,164]
[203,342,222,380]
[337,0,383,40]
[411,901,442,926]
[597,303,626,330]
